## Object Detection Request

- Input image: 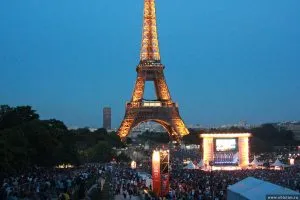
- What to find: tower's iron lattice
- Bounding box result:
[117,0,189,142]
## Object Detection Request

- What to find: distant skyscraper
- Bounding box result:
[103,107,111,130]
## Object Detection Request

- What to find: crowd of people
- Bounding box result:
[110,166,152,199]
[0,164,105,200]
[124,147,300,200]
[168,166,300,200]
[1,146,299,200]
[165,149,300,200]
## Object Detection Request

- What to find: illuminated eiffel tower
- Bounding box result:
[117,0,189,142]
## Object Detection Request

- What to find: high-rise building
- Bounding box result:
[103,107,111,130]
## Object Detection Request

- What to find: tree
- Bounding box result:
[116,152,131,163]
[250,137,273,153]
[0,104,127,173]
[137,131,170,143]
[0,128,29,172]
[0,105,39,130]
[251,124,296,146]
[126,137,133,144]
[86,141,113,162]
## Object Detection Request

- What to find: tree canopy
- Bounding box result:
[1,104,298,174]
[0,105,123,174]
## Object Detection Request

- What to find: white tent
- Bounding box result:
[250,156,263,166]
[271,159,288,167]
[227,177,299,200]
[197,160,204,168]
[183,161,198,169]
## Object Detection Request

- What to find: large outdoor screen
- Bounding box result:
[215,139,237,152]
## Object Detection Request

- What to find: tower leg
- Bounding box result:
[154,74,171,101]
[118,110,136,141]
[132,76,145,102]
[172,118,189,137]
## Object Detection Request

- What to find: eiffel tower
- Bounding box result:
[117,0,189,142]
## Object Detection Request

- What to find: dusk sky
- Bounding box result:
[1,0,300,128]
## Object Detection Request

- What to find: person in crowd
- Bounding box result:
[78,181,86,200]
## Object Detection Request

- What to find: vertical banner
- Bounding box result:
[238,137,249,168]
[160,150,169,197]
[203,137,214,167]
[152,150,161,197]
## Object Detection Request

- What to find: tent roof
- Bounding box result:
[184,161,198,169]
[271,158,287,167]
[228,177,263,193]
[197,160,203,167]
[250,156,263,166]
[228,177,299,200]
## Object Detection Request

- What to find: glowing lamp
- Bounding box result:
[153,151,160,162]
[131,161,137,169]
[290,158,295,165]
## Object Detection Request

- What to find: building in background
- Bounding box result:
[103,107,111,130]
[130,121,167,138]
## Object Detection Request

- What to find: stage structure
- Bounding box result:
[152,150,170,197]
[117,0,189,142]
[200,133,251,168]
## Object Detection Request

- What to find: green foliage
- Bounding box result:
[0,128,29,172]
[2,104,297,173]
[250,123,297,152]
[0,105,123,174]
[116,152,131,163]
[126,137,133,144]
[0,105,39,130]
[251,124,295,144]
[182,129,203,144]
[101,131,124,148]
[250,137,273,153]
[86,141,113,163]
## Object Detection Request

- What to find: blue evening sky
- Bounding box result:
[1,0,300,128]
